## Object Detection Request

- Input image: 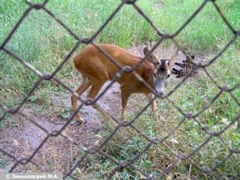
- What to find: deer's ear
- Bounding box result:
[143,47,149,55]
[143,47,158,64]
[169,48,178,68]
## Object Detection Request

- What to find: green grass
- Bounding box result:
[0,0,239,179]
[0,0,239,107]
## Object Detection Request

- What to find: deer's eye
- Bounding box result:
[166,60,170,66]
[167,74,170,78]
[154,73,157,77]
[155,61,161,67]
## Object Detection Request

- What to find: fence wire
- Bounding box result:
[0,0,239,179]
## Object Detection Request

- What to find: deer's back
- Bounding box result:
[73,44,154,91]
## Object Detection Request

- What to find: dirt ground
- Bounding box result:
[0,45,206,173]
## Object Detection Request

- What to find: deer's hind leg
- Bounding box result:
[71,77,91,123]
[86,81,113,121]
[120,86,132,120]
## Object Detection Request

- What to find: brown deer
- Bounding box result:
[71,44,178,123]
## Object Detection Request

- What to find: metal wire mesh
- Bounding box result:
[0,0,239,179]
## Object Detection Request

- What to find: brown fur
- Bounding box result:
[71,44,178,123]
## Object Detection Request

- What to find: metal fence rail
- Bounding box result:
[0,0,239,179]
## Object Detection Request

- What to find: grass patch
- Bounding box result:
[0,0,239,179]
[1,0,239,108]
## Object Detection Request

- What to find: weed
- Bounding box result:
[0,0,239,179]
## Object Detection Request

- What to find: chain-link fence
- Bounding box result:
[0,0,239,179]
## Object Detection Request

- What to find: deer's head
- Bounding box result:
[144,47,178,95]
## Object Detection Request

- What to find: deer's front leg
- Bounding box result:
[146,93,158,121]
